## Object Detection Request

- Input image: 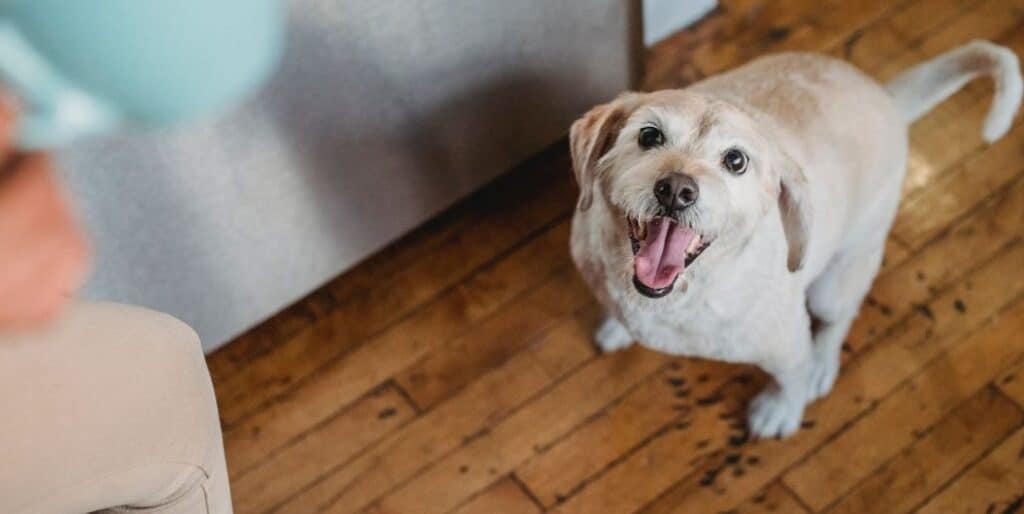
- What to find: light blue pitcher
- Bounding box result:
[0,0,284,148]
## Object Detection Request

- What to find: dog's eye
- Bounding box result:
[721,148,748,174]
[638,126,664,149]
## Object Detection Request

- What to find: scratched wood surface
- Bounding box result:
[210,1,1024,512]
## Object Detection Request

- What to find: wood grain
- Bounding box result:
[275,310,597,514]
[231,386,415,514]
[518,362,753,509]
[823,386,1023,514]
[225,221,574,477]
[452,478,542,514]
[366,347,668,514]
[734,482,811,514]
[914,424,1024,514]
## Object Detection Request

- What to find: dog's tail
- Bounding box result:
[885,40,1023,143]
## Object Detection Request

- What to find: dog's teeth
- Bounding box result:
[687,234,702,253]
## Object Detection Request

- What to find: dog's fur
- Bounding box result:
[569,41,1023,438]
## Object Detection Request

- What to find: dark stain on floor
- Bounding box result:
[914,303,936,320]
[954,299,967,314]
[696,393,723,406]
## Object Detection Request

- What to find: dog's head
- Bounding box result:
[570,90,810,299]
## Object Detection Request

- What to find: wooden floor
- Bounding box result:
[208,1,1024,512]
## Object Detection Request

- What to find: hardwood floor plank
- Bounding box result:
[642,0,880,91]
[733,482,811,514]
[231,386,416,514]
[211,149,576,427]
[690,0,894,76]
[885,0,989,43]
[913,425,1024,514]
[451,478,541,514]
[903,90,993,200]
[766,0,915,64]
[515,363,739,508]
[362,347,669,514]
[528,307,601,376]
[832,21,914,72]
[544,368,754,514]
[394,270,592,410]
[846,177,1024,351]
[224,221,573,477]
[881,238,912,273]
[783,245,1024,510]
[645,0,920,91]
[686,0,823,73]
[821,386,1023,514]
[637,246,1024,514]
[997,361,1024,409]
[893,123,1024,249]
[274,309,597,514]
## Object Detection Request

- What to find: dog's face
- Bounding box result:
[570,90,810,299]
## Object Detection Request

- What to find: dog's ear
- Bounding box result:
[569,93,639,211]
[776,151,812,272]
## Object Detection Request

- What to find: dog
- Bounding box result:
[568,41,1023,438]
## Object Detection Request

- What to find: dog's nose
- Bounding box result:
[654,173,699,211]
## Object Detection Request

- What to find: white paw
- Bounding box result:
[594,317,633,353]
[747,386,805,439]
[808,349,840,401]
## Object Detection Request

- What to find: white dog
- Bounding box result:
[569,41,1022,438]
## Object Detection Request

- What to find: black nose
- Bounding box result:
[654,173,699,211]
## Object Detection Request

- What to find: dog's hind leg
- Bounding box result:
[805,243,886,399]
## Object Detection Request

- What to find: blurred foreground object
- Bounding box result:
[0,0,283,148]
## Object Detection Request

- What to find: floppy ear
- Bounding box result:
[776,152,812,272]
[569,93,638,211]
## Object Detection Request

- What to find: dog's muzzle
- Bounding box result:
[628,216,710,298]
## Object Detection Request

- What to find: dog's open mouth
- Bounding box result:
[628,217,710,298]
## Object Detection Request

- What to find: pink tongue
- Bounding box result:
[634,218,696,290]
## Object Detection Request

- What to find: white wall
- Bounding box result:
[643,0,717,46]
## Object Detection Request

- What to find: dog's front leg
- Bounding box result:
[747,308,814,439]
[594,315,633,353]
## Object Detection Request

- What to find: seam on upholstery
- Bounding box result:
[107,470,206,513]
[14,460,211,514]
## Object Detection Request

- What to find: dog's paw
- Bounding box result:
[808,348,840,401]
[748,386,804,439]
[594,316,633,353]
